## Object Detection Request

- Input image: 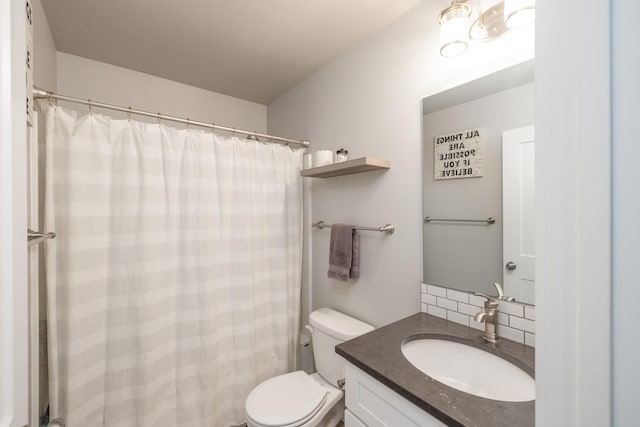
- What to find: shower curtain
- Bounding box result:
[44,106,303,427]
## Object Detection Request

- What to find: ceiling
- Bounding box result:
[42,0,423,104]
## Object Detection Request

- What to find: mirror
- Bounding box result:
[421,60,535,304]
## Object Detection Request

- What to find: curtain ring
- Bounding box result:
[46,91,56,106]
[186,118,190,130]
[127,107,132,122]
[157,112,161,127]
[88,99,93,115]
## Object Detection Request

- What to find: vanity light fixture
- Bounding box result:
[504,0,535,29]
[438,1,472,57]
[438,0,535,57]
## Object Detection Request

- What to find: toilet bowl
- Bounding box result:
[245,308,374,427]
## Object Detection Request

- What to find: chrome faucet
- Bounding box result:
[473,292,500,343]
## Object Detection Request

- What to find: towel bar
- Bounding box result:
[312,221,394,235]
[424,216,495,225]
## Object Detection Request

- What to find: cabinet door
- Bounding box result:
[345,408,367,427]
[345,363,447,427]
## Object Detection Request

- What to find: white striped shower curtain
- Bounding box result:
[44,106,303,427]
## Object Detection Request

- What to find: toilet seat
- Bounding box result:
[245,371,329,427]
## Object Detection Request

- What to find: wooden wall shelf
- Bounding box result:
[300,156,390,178]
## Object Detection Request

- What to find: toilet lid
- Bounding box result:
[246,371,328,427]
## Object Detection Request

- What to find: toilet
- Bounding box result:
[245,308,374,427]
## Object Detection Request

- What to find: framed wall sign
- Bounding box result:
[434,128,484,180]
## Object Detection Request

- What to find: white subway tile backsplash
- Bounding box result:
[497,312,509,326]
[525,306,536,320]
[468,294,487,307]
[510,316,535,333]
[498,324,525,344]
[457,302,478,317]
[447,310,470,327]
[427,304,447,319]
[421,293,437,305]
[525,332,536,347]
[436,296,458,311]
[446,289,469,304]
[497,301,524,317]
[420,283,535,348]
[426,284,447,297]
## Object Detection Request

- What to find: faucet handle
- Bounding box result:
[492,282,515,301]
[473,292,499,308]
[473,292,495,301]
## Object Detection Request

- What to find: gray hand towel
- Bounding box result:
[350,230,360,279]
[328,224,360,282]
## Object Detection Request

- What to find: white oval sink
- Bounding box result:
[401,338,535,402]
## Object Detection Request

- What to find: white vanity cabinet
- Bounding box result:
[344,362,448,427]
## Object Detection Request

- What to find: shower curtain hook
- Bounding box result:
[157,112,161,127]
[246,132,260,142]
[46,91,56,106]
[88,99,93,115]
[127,107,132,122]
[186,118,190,130]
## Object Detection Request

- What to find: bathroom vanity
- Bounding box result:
[335,313,534,427]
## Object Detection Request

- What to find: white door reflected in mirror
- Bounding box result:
[502,126,535,305]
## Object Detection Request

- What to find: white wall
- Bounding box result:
[268,1,534,328]
[535,0,612,425]
[612,1,640,424]
[31,0,58,418]
[32,0,56,324]
[32,0,56,91]
[56,52,267,133]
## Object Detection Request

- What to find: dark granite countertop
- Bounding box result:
[335,312,535,427]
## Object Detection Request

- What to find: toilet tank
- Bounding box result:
[308,308,374,388]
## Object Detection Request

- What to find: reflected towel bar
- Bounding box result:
[424,216,495,225]
[312,221,395,235]
[27,229,56,247]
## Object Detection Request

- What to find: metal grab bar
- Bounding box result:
[27,229,56,247]
[312,221,394,235]
[424,216,495,225]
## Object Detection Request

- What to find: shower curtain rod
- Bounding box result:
[32,87,310,148]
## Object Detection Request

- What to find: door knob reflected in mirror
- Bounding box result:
[505,262,517,271]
